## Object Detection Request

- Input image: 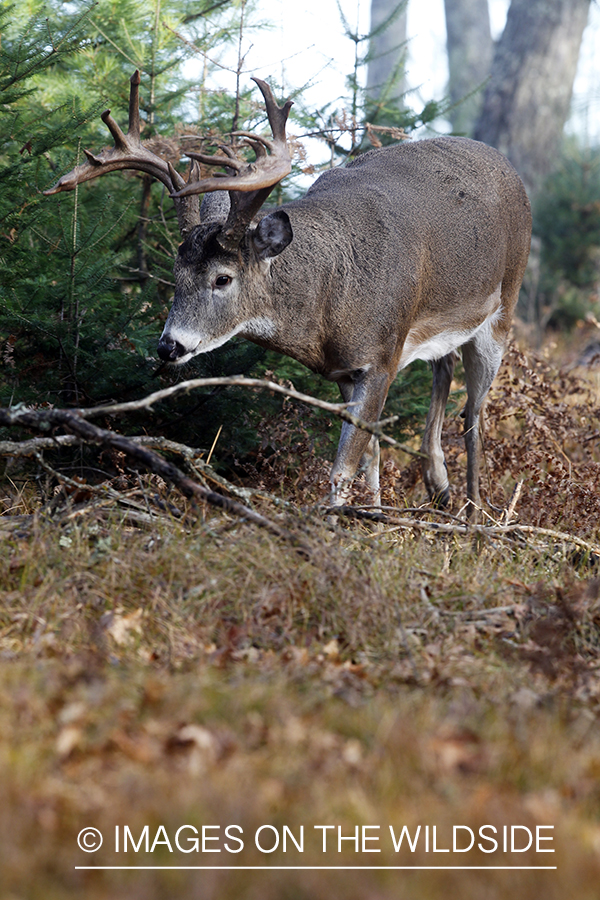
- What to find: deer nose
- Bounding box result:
[157,336,187,362]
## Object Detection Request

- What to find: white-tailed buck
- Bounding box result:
[46,71,531,514]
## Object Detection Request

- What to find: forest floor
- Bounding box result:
[2,335,600,899]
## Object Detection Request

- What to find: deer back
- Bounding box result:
[252,136,530,376]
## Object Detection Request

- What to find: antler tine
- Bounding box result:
[189,158,201,183]
[82,148,103,166]
[218,145,239,160]
[100,109,129,153]
[186,150,246,172]
[168,160,186,192]
[251,77,293,145]
[232,131,274,153]
[242,138,268,159]
[128,69,141,141]
[43,69,203,236]
[172,79,293,202]
[43,71,292,242]
[45,70,175,196]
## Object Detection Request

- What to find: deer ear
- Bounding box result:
[252,209,293,260]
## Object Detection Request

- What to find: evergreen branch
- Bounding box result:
[365,0,409,42]
[183,0,231,23]
[87,18,142,70]
[1,3,97,89]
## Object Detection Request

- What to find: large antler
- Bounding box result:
[43,71,201,237]
[44,73,293,247]
[172,77,293,251]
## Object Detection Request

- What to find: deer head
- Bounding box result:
[45,71,294,364]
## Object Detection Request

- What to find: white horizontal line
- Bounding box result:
[75,866,558,871]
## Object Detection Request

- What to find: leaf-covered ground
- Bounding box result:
[2,340,600,899]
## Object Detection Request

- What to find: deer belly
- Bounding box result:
[397,303,502,371]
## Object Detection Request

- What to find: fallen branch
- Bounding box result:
[434,604,521,619]
[327,505,600,557]
[74,375,424,458]
[0,434,80,456]
[343,504,467,523]
[0,377,422,551]
[502,523,600,556]
[0,407,312,556]
[0,432,204,461]
[3,399,597,561]
[0,430,294,511]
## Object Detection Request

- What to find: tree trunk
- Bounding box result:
[443,0,493,135]
[473,0,591,197]
[366,0,408,111]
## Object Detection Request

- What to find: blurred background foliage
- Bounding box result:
[533,142,600,330]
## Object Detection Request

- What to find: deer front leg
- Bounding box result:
[330,371,389,506]
[421,353,456,507]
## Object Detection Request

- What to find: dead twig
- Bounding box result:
[346,504,467,523]
[327,505,600,556]
[0,429,293,514]
[0,434,80,456]
[0,407,312,557]
[434,604,521,619]
[73,375,424,459]
[503,480,523,525]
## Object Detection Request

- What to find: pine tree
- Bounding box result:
[1,0,255,419]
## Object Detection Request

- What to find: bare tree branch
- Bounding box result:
[0,376,421,555]
[2,394,596,559]
[328,505,600,556]
[0,434,80,456]
[0,406,312,556]
[74,375,424,458]
[0,431,292,510]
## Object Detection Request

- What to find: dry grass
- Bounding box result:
[2,341,600,899]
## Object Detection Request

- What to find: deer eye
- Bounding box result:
[214,274,232,288]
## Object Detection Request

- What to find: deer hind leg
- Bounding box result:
[330,372,389,507]
[461,323,505,519]
[361,434,381,504]
[421,353,456,507]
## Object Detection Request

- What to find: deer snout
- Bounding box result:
[157,335,187,362]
